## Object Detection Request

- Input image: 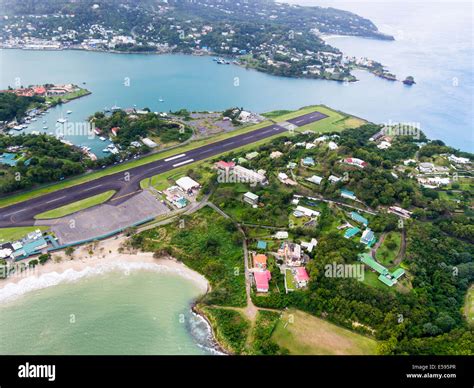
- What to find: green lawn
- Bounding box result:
[34,190,115,219]
[285,269,296,291]
[376,231,402,267]
[0,105,365,209]
[464,285,474,326]
[0,226,49,243]
[272,309,377,355]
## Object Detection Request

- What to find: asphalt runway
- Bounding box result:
[0,111,328,228]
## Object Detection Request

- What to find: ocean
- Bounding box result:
[0,1,472,153]
[0,264,218,355]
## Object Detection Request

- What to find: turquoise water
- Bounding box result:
[0,269,216,355]
[0,1,472,153]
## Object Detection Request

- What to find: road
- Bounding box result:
[0,111,327,227]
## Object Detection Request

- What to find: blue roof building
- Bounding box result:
[302,157,315,167]
[340,188,356,200]
[257,240,267,250]
[0,153,18,167]
[360,228,376,246]
[350,211,368,226]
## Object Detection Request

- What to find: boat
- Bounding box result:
[99,136,106,141]
[13,125,23,131]
[66,110,72,114]
[159,97,164,102]
[43,120,46,124]
[57,118,67,124]
[43,126,48,130]
[102,148,110,153]
[104,107,110,112]
[111,104,121,112]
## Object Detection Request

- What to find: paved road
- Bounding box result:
[0,112,327,227]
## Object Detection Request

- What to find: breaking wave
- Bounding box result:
[0,260,206,303]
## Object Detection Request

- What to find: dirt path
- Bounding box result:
[394,228,407,265]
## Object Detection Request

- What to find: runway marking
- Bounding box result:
[82,184,103,192]
[165,153,186,162]
[4,208,28,216]
[150,165,164,171]
[243,136,254,141]
[173,159,194,167]
[45,196,66,204]
[225,141,235,146]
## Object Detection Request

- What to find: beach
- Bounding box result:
[0,234,209,303]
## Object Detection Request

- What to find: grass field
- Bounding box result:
[272,309,377,355]
[0,105,366,209]
[34,190,116,220]
[376,231,402,267]
[0,226,49,243]
[464,285,474,326]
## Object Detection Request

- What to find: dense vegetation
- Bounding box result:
[0,133,86,194]
[0,93,45,122]
[91,110,192,148]
[134,207,247,307]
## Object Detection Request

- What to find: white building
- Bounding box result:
[243,192,259,205]
[176,176,200,192]
[295,206,320,218]
[306,175,323,185]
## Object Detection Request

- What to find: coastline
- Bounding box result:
[0,234,209,300]
[0,233,229,354]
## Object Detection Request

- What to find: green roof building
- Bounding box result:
[391,268,405,280]
[359,254,389,276]
[350,211,368,226]
[378,274,396,287]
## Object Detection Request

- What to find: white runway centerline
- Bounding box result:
[172,159,194,167]
[165,153,186,162]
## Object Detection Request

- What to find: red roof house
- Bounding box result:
[216,160,236,170]
[111,127,120,136]
[253,254,268,269]
[254,270,271,292]
[294,267,310,287]
[33,86,46,95]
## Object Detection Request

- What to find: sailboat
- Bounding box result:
[159,97,164,103]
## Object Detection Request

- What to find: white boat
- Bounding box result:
[159,97,164,102]
[13,125,23,131]
[43,126,48,130]
[99,136,106,141]
[66,110,72,114]
[102,148,110,153]
[57,118,67,124]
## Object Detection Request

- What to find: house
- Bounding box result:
[278,172,297,186]
[141,137,158,148]
[278,242,304,266]
[287,162,297,169]
[233,165,268,185]
[246,151,259,160]
[254,270,271,292]
[418,162,434,173]
[388,206,412,219]
[300,238,317,253]
[344,227,361,239]
[350,211,368,226]
[328,175,341,184]
[417,176,450,188]
[360,228,376,246]
[256,240,267,250]
[274,231,289,239]
[448,154,470,164]
[111,127,120,136]
[253,253,267,269]
[340,188,357,200]
[176,176,200,193]
[343,158,367,168]
[216,160,236,170]
[293,267,310,288]
[302,157,315,167]
[270,151,283,159]
[328,141,338,150]
[306,175,323,185]
[243,191,259,206]
[295,206,320,218]
[377,141,391,149]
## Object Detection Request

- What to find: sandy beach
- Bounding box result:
[0,234,209,302]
